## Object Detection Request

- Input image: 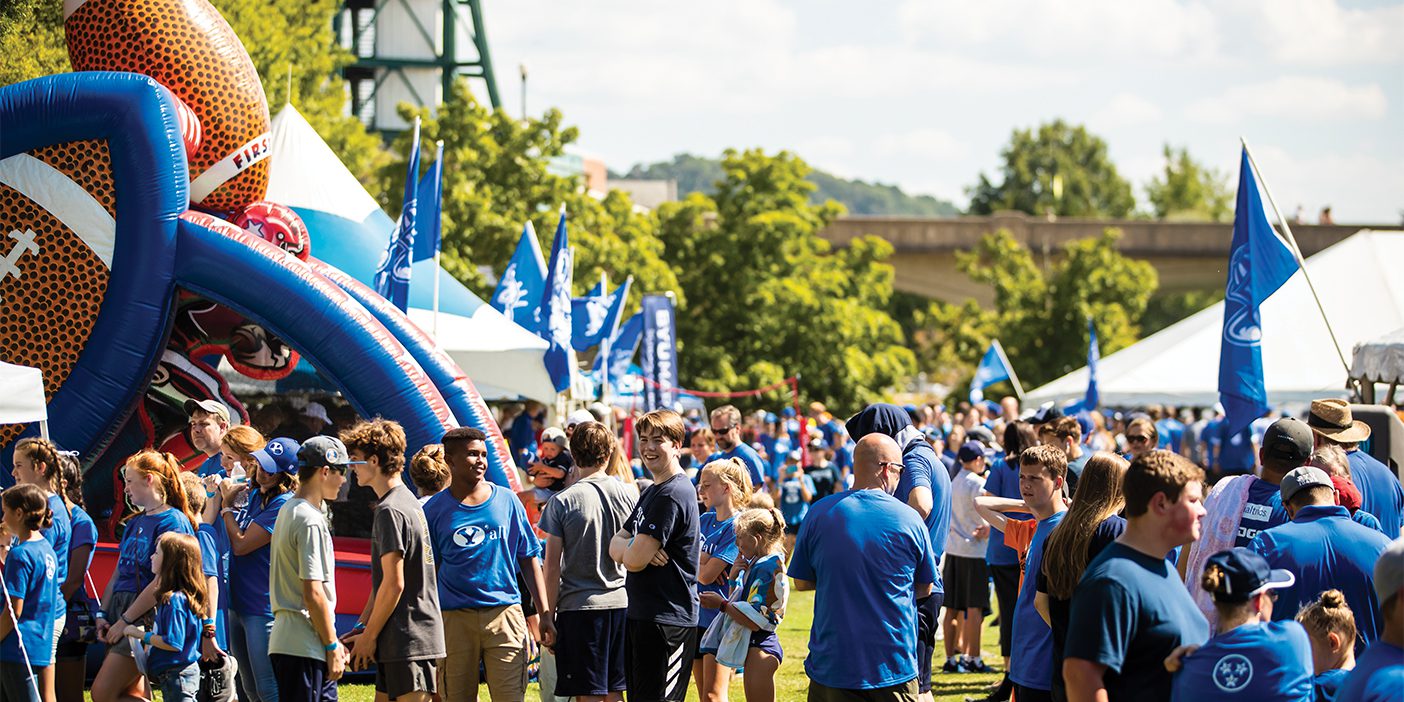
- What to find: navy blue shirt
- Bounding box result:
[1237,477,1290,547]
[1248,505,1391,647]
[113,508,194,594]
[148,591,202,677]
[424,484,541,610]
[1171,621,1313,701]
[1066,543,1209,702]
[620,472,700,626]
[789,490,936,691]
[1347,449,1403,538]
[982,456,1029,568]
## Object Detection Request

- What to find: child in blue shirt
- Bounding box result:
[773,454,815,556]
[699,507,788,702]
[1296,589,1358,702]
[1169,548,1313,701]
[0,484,61,702]
[124,532,207,702]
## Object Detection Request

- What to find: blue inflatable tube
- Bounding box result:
[173,213,455,458]
[307,259,522,491]
[0,72,187,463]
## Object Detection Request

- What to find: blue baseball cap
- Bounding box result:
[782,407,796,418]
[1205,548,1295,603]
[246,448,277,476]
[957,441,986,463]
[263,438,301,474]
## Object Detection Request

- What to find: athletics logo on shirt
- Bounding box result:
[452,524,506,548]
[1212,653,1253,692]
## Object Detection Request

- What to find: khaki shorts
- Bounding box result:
[101,591,152,659]
[439,604,529,701]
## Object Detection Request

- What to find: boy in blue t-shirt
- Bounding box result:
[774,454,816,556]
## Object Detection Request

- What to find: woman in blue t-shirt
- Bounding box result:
[1169,548,1313,701]
[0,483,61,702]
[91,450,197,702]
[122,533,208,702]
[11,437,74,701]
[1295,589,1358,702]
[694,457,751,702]
[213,430,295,702]
[56,453,99,702]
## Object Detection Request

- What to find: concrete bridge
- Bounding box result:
[818,211,1397,306]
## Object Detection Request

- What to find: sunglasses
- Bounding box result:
[1127,435,1151,444]
[878,460,903,474]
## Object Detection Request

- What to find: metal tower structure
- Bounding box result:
[335,0,501,134]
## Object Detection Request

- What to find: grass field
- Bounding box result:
[92,589,1004,701]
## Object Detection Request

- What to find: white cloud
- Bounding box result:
[1093,93,1164,128]
[791,136,857,176]
[874,128,966,161]
[1227,0,1404,65]
[1185,77,1388,123]
[1246,143,1404,224]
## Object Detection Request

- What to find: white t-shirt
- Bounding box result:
[944,469,989,559]
[268,497,337,660]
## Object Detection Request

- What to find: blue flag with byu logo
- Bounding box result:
[969,341,1012,403]
[374,118,420,311]
[1219,148,1297,435]
[1084,318,1100,410]
[540,210,574,392]
[572,277,631,352]
[594,311,643,393]
[411,140,443,262]
[489,222,547,334]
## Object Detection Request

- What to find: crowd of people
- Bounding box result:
[0,394,1400,702]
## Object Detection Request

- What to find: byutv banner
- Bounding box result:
[640,294,678,411]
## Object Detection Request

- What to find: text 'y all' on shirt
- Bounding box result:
[1009,510,1066,691]
[1065,542,1209,702]
[787,490,936,691]
[1170,621,1314,701]
[621,472,700,627]
[423,483,541,611]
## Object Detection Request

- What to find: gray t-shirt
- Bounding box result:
[371,483,446,662]
[538,474,637,611]
[268,497,336,661]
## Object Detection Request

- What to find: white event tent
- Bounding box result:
[1025,230,1404,407]
[0,361,48,438]
[265,104,555,404]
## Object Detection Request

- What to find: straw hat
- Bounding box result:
[1306,398,1371,443]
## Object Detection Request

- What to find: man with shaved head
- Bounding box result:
[789,434,938,702]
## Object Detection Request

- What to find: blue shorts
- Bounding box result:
[750,629,783,662]
[554,609,627,697]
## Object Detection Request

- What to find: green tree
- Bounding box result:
[655,149,916,410]
[0,0,384,188]
[378,80,679,309]
[968,120,1135,218]
[917,229,1158,390]
[1145,144,1233,222]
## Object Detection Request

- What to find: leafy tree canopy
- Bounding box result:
[1145,144,1233,222]
[968,120,1135,219]
[655,149,916,410]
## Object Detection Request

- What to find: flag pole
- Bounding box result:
[431,139,444,339]
[1240,138,1350,375]
[992,339,1024,398]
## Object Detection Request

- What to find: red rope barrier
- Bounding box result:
[635,376,796,399]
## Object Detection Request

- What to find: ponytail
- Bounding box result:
[2,484,53,531]
[15,437,63,495]
[124,450,198,529]
[734,507,786,556]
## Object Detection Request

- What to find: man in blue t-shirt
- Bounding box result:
[423,427,547,702]
[185,399,231,478]
[973,445,1068,701]
[1065,451,1210,702]
[789,433,937,701]
[1306,398,1404,539]
[609,409,700,702]
[1153,406,1185,455]
[981,451,1028,693]
[1338,537,1404,701]
[847,403,951,699]
[706,404,767,491]
[1204,415,1257,482]
[1249,466,1392,647]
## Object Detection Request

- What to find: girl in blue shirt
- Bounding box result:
[123,532,208,702]
[56,453,99,702]
[11,437,73,702]
[1295,589,1358,702]
[91,450,197,702]
[694,457,751,702]
[1170,548,1313,701]
[0,484,61,702]
[700,507,788,702]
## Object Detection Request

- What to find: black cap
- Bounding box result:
[1204,548,1295,603]
[1262,417,1314,465]
[1030,404,1063,425]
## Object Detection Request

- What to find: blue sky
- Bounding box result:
[487,0,1403,223]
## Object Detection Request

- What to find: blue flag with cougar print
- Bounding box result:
[373,118,420,311]
[1218,148,1297,436]
[540,210,574,393]
[489,221,547,334]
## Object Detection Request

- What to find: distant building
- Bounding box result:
[611,179,678,210]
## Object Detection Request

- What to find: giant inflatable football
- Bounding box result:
[0,0,520,522]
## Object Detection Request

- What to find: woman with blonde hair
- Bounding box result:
[91,450,196,702]
[1296,589,1358,701]
[1035,451,1129,702]
[693,457,753,702]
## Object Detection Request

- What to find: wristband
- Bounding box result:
[324,640,339,652]
[94,610,106,620]
[143,631,153,646]
[120,613,135,625]
[351,621,366,632]
[203,618,216,628]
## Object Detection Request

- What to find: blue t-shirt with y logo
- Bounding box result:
[424,484,541,610]
[697,511,737,629]
[113,508,194,594]
[1171,621,1313,701]
[0,538,59,666]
